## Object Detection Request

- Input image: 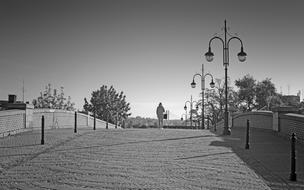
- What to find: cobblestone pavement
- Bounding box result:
[0,128,272,189]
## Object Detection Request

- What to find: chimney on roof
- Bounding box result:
[8,94,16,103]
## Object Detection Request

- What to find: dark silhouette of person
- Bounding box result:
[156,102,165,129]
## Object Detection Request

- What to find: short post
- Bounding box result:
[115,113,118,129]
[289,133,297,181]
[41,116,45,145]
[245,119,250,149]
[106,113,109,129]
[93,111,96,130]
[74,111,77,133]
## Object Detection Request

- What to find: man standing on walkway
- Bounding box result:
[156,102,165,129]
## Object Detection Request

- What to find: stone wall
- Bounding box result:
[213,110,304,143]
[32,109,76,129]
[0,110,26,137]
[0,108,118,137]
[279,113,304,142]
[32,109,117,129]
[232,111,273,130]
[214,111,273,131]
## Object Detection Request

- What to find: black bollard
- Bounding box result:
[245,119,250,149]
[106,114,109,129]
[289,133,297,181]
[93,112,96,130]
[115,114,118,129]
[74,111,77,133]
[41,116,45,145]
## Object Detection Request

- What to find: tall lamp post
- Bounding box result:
[180,113,187,126]
[184,95,198,128]
[191,63,215,129]
[205,20,247,135]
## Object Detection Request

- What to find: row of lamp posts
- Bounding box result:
[188,20,297,182]
[184,20,247,134]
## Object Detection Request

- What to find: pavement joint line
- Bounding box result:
[51,134,216,153]
[174,151,233,160]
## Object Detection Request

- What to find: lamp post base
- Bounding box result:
[222,127,231,135]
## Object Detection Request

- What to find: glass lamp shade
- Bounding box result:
[205,47,214,62]
[238,47,247,62]
[210,80,215,88]
[191,81,196,88]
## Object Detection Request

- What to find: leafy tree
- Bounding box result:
[235,74,256,112]
[83,85,131,126]
[235,75,282,111]
[204,78,236,125]
[32,84,75,110]
[255,78,277,110]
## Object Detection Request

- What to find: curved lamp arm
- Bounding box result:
[227,36,244,47]
[191,73,202,89]
[192,73,202,81]
[208,36,225,47]
[204,73,215,88]
[204,73,214,81]
[184,101,191,110]
[227,36,247,62]
[206,36,225,62]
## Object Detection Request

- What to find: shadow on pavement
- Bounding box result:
[53,134,216,152]
[0,143,40,149]
[210,127,304,190]
[174,151,233,160]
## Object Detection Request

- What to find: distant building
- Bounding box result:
[0,95,30,111]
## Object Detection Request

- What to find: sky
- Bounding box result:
[0,0,304,119]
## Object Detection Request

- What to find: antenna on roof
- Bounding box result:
[22,80,25,103]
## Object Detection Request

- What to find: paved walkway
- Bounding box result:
[212,126,304,190]
[0,127,302,189]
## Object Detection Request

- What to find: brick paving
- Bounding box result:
[0,128,276,189]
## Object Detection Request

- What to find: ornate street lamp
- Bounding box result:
[191,64,215,129]
[184,95,199,128]
[205,20,247,135]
